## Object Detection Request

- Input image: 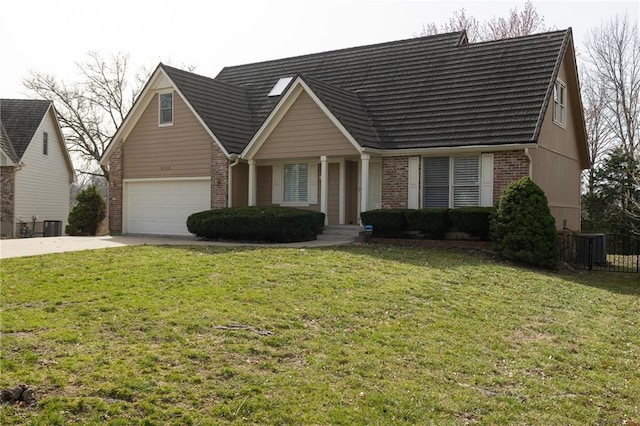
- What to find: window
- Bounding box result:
[159,92,173,125]
[423,156,480,208]
[43,132,48,155]
[268,77,294,96]
[553,80,566,127]
[283,163,308,203]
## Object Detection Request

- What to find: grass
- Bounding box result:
[1,244,638,425]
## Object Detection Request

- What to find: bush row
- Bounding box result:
[360,207,494,240]
[187,207,325,243]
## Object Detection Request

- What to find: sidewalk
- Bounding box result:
[0,235,353,259]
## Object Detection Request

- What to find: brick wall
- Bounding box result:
[108,143,123,234]
[1,166,15,226]
[381,156,409,208]
[493,150,529,205]
[211,146,228,208]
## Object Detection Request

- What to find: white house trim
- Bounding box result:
[101,66,230,164]
[241,76,363,160]
[320,156,328,225]
[361,143,538,157]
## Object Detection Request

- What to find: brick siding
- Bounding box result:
[1,166,15,226]
[108,143,123,234]
[211,146,228,209]
[381,156,409,208]
[493,150,530,205]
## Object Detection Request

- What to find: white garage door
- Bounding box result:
[125,179,211,235]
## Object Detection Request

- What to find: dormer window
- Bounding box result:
[159,92,173,126]
[268,77,294,97]
[553,80,566,127]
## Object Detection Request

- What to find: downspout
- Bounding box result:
[11,162,25,238]
[228,154,241,207]
[524,148,533,178]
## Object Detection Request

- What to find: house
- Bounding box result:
[0,99,75,238]
[101,29,588,236]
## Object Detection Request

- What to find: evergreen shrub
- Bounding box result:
[491,177,559,269]
[66,185,106,236]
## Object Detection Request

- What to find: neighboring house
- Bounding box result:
[101,29,588,236]
[0,99,75,238]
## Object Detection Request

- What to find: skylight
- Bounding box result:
[268,76,294,97]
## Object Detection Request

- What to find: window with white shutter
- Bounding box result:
[423,157,449,208]
[453,156,479,207]
[423,156,482,208]
[283,163,308,203]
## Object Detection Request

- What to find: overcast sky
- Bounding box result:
[1,0,638,99]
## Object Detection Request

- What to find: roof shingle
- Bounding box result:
[0,99,51,160]
[161,30,570,153]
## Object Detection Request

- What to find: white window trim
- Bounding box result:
[158,91,174,127]
[553,79,567,129]
[272,161,318,207]
[422,154,486,209]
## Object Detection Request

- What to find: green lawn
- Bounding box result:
[1,245,638,425]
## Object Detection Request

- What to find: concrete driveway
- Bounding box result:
[0,235,352,259]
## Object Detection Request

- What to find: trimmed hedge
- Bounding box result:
[359,209,408,237]
[405,208,450,239]
[448,207,495,240]
[187,207,325,243]
[360,207,494,241]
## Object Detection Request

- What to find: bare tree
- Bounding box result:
[417,1,550,42]
[585,13,640,158]
[582,14,640,235]
[485,1,548,40]
[23,52,147,182]
[581,70,614,196]
[416,8,481,42]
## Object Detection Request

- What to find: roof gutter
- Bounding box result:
[361,143,538,157]
[228,154,241,207]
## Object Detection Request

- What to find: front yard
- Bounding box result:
[1,245,638,424]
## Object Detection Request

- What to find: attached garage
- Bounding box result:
[124,179,211,235]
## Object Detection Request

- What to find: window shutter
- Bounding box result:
[408,157,420,209]
[308,163,318,204]
[423,157,450,208]
[480,154,494,207]
[453,156,479,207]
[272,164,282,204]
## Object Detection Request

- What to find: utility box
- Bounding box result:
[43,220,63,237]
[576,233,607,265]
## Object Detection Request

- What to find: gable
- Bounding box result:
[536,37,589,169]
[122,91,213,179]
[0,99,51,160]
[254,91,360,160]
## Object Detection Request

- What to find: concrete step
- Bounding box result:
[317,225,363,241]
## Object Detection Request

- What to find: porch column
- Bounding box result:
[360,154,370,217]
[320,155,328,225]
[248,159,256,206]
[339,159,346,225]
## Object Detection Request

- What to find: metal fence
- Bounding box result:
[560,233,640,273]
